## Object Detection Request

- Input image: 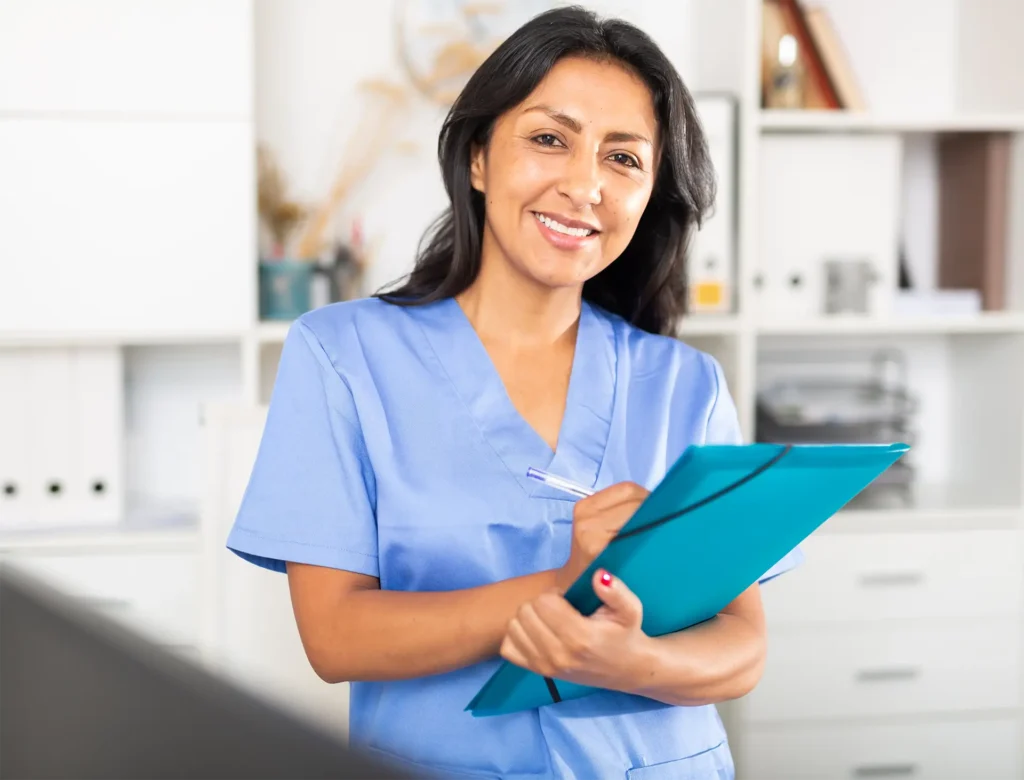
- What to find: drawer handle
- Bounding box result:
[855,666,920,683]
[852,764,917,777]
[858,571,924,588]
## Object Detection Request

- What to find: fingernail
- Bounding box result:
[599,570,613,587]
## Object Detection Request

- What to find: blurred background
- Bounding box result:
[2,1,1024,777]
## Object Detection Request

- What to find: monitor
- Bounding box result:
[0,562,407,779]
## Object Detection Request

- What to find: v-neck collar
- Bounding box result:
[410,296,616,497]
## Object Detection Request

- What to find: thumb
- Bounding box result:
[592,569,643,627]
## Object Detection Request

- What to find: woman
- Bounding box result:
[227,6,800,779]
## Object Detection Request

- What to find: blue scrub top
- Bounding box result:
[226,296,802,780]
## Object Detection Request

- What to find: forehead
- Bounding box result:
[514,57,658,140]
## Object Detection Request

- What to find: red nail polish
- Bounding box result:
[600,571,613,587]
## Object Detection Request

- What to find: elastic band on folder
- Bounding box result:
[544,676,562,703]
[613,444,792,543]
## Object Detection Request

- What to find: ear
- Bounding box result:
[469,143,486,193]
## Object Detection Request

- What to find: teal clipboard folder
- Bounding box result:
[466,441,910,717]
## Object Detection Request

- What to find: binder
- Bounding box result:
[688,96,736,314]
[28,349,77,528]
[0,349,34,530]
[756,135,902,319]
[467,442,909,717]
[71,347,125,526]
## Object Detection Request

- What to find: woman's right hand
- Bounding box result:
[555,482,650,592]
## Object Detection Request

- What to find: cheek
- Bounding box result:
[604,187,652,237]
[485,144,555,214]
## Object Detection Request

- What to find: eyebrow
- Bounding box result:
[523,104,654,148]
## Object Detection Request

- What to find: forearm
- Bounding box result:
[626,612,767,707]
[313,570,558,683]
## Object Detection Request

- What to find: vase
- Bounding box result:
[259,259,314,321]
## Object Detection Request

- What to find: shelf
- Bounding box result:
[759,110,1024,134]
[0,500,200,553]
[822,483,1022,533]
[254,320,293,344]
[0,328,247,348]
[676,315,745,337]
[755,312,1024,337]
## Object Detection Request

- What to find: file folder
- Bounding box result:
[467,442,909,716]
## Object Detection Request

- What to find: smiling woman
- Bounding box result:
[225,5,801,780]
[378,9,716,336]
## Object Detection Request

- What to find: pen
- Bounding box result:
[526,467,595,498]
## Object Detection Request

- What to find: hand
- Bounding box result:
[500,568,651,692]
[555,482,649,592]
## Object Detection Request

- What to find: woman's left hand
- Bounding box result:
[499,568,651,692]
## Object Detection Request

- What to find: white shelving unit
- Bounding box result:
[3,0,1024,774]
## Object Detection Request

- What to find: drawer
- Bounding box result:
[744,620,1020,723]
[739,717,1021,780]
[2,550,199,648]
[761,531,1023,625]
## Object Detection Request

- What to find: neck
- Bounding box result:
[456,235,582,349]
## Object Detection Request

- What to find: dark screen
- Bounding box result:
[0,564,408,780]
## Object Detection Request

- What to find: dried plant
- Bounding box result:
[257,145,308,258]
[293,78,412,260]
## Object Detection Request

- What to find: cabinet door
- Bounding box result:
[0,119,255,334]
[200,402,350,740]
[1,549,199,649]
[740,718,1021,780]
[744,620,1020,723]
[0,0,252,115]
[761,530,1024,625]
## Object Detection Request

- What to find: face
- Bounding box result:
[470,56,659,290]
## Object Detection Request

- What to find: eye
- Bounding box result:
[532,133,564,148]
[609,152,640,169]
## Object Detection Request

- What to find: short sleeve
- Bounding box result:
[225,321,379,577]
[703,353,804,585]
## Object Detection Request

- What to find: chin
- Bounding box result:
[522,260,595,290]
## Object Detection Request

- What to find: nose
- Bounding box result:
[556,150,602,210]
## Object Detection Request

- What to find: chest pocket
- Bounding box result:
[625,741,734,780]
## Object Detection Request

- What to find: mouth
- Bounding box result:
[532,211,600,239]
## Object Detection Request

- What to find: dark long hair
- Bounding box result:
[376,5,716,335]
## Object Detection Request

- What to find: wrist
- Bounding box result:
[619,632,667,697]
[552,567,568,593]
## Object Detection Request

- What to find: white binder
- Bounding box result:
[72,347,125,526]
[755,134,903,320]
[0,350,34,530]
[18,347,124,530]
[28,348,77,528]
[689,96,737,314]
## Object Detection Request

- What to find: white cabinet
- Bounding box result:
[0,547,200,650]
[737,527,1024,779]
[0,0,255,337]
[0,120,255,335]
[199,402,350,740]
[741,718,1021,780]
[0,0,253,115]
[747,619,1020,722]
[761,531,1024,623]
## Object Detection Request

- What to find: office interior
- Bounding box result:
[2,1,1024,777]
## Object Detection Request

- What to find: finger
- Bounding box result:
[576,481,649,513]
[499,627,534,671]
[578,502,645,544]
[531,592,589,644]
[517,598,572,662]
[592,569,643,628]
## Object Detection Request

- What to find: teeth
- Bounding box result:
[535,213,593,238]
